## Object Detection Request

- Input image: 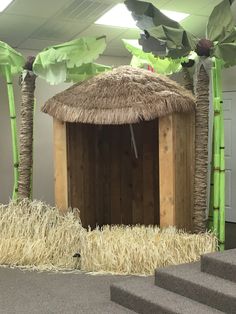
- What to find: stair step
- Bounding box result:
[201,249,236,283]
[155,262,236,313]
[111,276,223,314]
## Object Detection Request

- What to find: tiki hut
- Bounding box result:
[42,66,195,230]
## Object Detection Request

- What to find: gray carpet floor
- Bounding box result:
[0,267,134,314]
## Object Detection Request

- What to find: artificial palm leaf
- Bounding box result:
[66,62,112,83]
[0,41,24,77]
[125,0,181,30]
[33,36,107,85]
[219,27,236,44]
[213,42,236,67]
[125,1,197,59]
[123,39,183,75]
[207,0,235,42]
[139,33,167,56]
[149,26,197,58]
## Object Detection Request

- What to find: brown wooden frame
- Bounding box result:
[54,112,195,230]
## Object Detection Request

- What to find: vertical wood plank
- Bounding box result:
[95,126,104,226]
[110,126,122,224]
[53,118,68,213]
[174,112,195,231]
[120,125,132,225]
[68,123,85,226]
[83,124,96,228]
[143,121,155,225]
[132,123,144,224]
[102,126,111,225]
[152,119,160,225]
[159,115,175,227]
[174,113,188,229]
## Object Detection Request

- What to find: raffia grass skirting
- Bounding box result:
[0,200,217,275]
[42,66,195,125]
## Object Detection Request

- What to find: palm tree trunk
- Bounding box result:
[182,67,194,93]
[18,71,36,199]
[193,65,210,233]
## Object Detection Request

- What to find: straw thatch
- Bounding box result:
[0,200,217,275]
[42,66,195,124]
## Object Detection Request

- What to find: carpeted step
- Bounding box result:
[201,249,236,283]
[111,276,223,314]
[155,262,236,313]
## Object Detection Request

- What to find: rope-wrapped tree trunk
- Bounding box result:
[193,65,210,233]
[18,57,36,199]
[182,67,194,93]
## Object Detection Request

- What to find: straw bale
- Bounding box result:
[42,66,195,124]
[0,200,216,275]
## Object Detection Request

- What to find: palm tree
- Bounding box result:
[0,41,25,200]
[125,0,236,233]
[18,36,111,199]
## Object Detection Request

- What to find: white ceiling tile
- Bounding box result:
[0,14,46,47]
[77,24,125,42]
[55,0,114,22]
[6,0,74,18]
[18,38,61,51]
[30,20,90,41]
[162,0,207,14]
[120,28,141,39]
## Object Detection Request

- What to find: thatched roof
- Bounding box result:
[42,66,195,124]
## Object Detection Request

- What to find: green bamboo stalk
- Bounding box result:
[219,110,225,251]
[208,153,214,231]
[5,65,19,200]
[213,94,221,238]
[215,58,225,251]
[208,63,217,231]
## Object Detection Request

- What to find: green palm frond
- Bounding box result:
[125,0,197,60]
[207,0,235,42]
[0,41,25,78]
[212,42,236,67]
[33,36,107,85]
[66,62,112,83]
[123,39,184,75]
[125,0,181,30]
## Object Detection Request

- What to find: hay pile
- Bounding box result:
[0,200,217,275]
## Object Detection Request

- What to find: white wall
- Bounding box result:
[222,66,236,92]
[0,50,130,205]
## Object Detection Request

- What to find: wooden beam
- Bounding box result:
[53,118,68,213]
[159,113,195,231]
[159,115,175,227]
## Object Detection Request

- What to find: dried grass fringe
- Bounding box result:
[0,200,217,275]
[42,66,195,125]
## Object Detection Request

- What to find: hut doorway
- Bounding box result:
[67,120,159,228]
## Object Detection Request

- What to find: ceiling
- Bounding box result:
[0,0,232,57]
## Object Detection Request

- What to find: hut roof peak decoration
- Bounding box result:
[42,65,195,125]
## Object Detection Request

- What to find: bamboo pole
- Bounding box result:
[213,95,220,238]
[219,110,225,251]
[208,63,217,231]
[215,58,225,251]
[5,65,19,200]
